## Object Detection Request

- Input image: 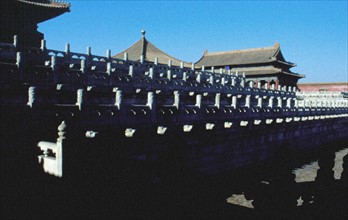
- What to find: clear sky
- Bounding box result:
[39,0,347,83]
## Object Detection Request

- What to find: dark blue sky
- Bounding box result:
[39,0,347,83]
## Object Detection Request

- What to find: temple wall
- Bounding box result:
[298,83,348,92]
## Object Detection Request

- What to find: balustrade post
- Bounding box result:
[268,96,274,108]
[257,97,263,108]
[27,86,37,108]
[51,55,57,71]
[221,77,225,86]
[191,63,195,71]
[182,71,187,82]
[196,94,202,108]
[232,96,237,109]
[245,95,251,108]
[41,40,46,52]
[16,52,22,69]
[149,67,154,79]
[129,65,134,77]
[196,73,201,83]
[76,89,84,110]
[277,97,282,108]
[265,83,269,90]
[106,62,112,75]
[215,93,221,109]
[286,98,292,108]
[80,59,88,83]
[231,77,236,86]
[106,49,111,60]
[147,91,154,110]
[86,46,92,56]
[210,75,214,85]
[271,84,275,90]
[13,35,18,48]
[240,75,245,88]
[51,55,58,82]
[167,68,172,81]
[65,43,70,55]
[115,89,122,110]
[180,61,184,69]
[55,121,66,178]
[86,46,92,65]
[124,52,128,61]
[174,91,180,109]
[147,91,156,122]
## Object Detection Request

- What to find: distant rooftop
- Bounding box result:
[113,31,193,68]
[195,42,296,68]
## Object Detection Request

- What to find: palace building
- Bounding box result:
[114,31,304,88]
[0,0,70,47]
[195,42,304,88]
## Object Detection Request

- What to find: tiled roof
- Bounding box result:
[195,43,295,67]
[113,32,192,68]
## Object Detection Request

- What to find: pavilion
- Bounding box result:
[195,43,304,88]
[113,30,193,68]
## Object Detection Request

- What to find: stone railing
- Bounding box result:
[1,36,348,135]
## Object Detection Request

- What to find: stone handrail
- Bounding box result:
[1,37,347,134]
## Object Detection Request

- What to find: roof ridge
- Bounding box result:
[204,45,278,56]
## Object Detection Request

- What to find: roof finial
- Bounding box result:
[141,30,146,38]
[274,41,280,48]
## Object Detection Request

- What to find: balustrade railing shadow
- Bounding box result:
[1,138,347,219]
